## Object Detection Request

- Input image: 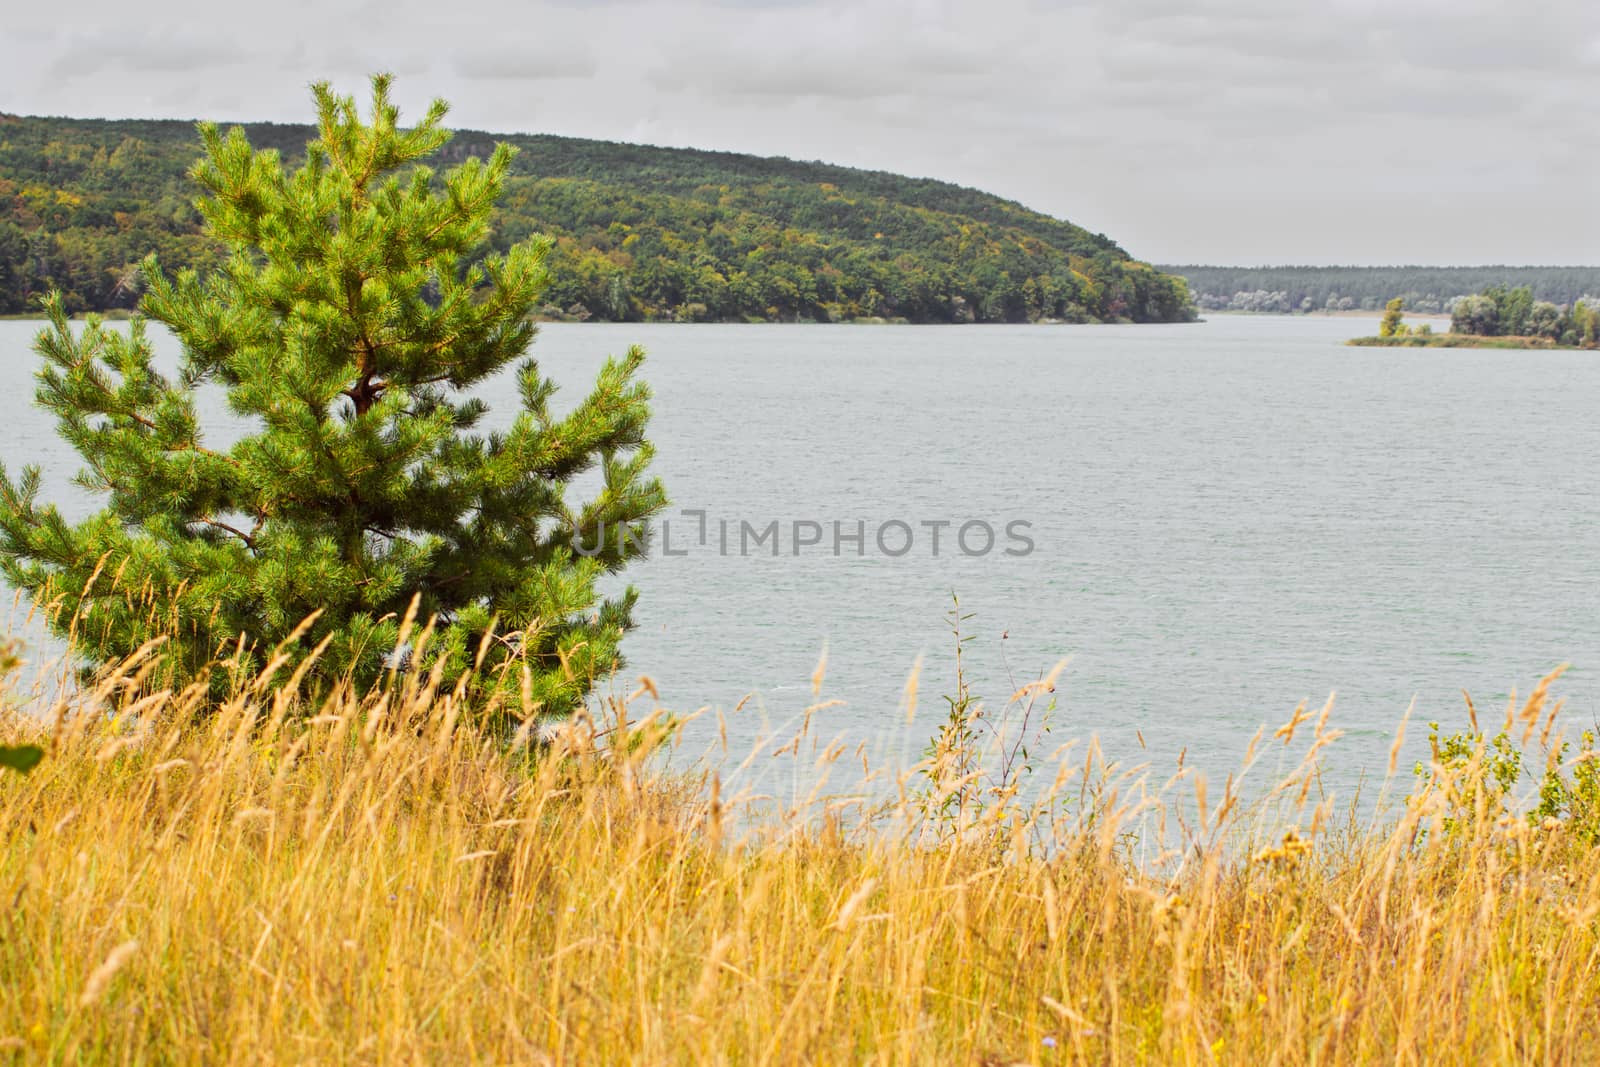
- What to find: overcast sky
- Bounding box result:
[4,0,1597,265]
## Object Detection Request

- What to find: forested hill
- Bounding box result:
[1167,264,1600,315]
[0,114,1194,324]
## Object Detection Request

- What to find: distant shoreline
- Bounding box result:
[1348,333,1591,350]
[1208,309,1453,320]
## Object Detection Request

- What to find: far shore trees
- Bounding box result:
[1354,285,1598,348]
[1450,294,1499,336]
[0,76,666,717]
[1374,298,1430,341]
[1174,265,1600,315]
[1449,284,1599,345]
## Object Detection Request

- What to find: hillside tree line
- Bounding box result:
[0,115,1194,325]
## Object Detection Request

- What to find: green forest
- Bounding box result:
[1166,265,1600,315]
[0,114,1194,324]
[1348,287,1600,349]
[1448,285,1600,345]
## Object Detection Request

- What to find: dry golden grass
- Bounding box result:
[1,634,1598,1065]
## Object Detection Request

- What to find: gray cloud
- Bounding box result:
[45,28,253,80]
[453,45,597,81]
[5,0,1599,263]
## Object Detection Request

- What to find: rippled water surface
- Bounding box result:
[4,315,1597,802]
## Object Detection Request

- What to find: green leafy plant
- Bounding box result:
[0,745,43,775]
[0,639,42,775]
[918,594,1057,837]
[1413,721,1524,837]
[921,595,984,824]
[0,76,666,719]
[1412,673,1600,843]
[1524,729,1600,845]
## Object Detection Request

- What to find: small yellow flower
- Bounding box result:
[1253,828,1313,864]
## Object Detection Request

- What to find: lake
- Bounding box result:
[3,314,1597,809]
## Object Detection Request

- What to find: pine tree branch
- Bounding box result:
[195,516,256,549]
[429,571,472,593]
[343,373,389,415]
[116,408,237,465]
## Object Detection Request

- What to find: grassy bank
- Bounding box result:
[1,639,1598,1064]
[1348,333,1588,350]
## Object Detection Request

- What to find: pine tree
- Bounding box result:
[0,76,667,717]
